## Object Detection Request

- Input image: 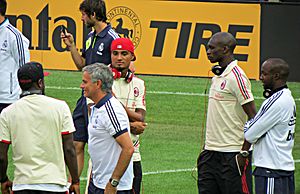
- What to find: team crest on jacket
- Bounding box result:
[97,43,104,55]
[134,87,139,97]
[220,80,227,90]
[1,40,8,51]
[107,6,142,48]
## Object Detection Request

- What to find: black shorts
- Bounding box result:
[72,94,89,142]
[88,179,132,194]
[197,150,253,194]
[254,167,295,194]
[13,190,67,194]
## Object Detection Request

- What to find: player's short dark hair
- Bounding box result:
[79,0,107,22]
[0,0,7,16]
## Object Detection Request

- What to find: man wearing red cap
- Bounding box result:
[111,38,147,194]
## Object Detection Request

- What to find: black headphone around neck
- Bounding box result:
[263,85,288,98]
[123,69,134,83]
[212,65,226,76]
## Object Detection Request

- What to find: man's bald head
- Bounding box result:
[210,32,237,53]
[265,58,289,81]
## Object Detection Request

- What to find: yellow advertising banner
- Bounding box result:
[7,0,260,79]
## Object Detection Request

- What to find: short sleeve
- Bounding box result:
[0,110,11,144]
[61,102,76,135]
[230,68,254,105]
[104,101,129,138]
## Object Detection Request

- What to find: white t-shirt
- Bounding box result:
[205,60,254,152]
[0,94,75,187]
[88,93,133,190]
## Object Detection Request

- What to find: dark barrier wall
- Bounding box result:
[260,3,300,82]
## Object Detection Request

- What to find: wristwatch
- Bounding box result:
[109,178,119,187]
[239,150,249,158]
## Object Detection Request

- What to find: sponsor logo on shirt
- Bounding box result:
[220,80,227,90]
[214,92,224,99]
[286,130,295,141]
[288,106,296,126]
[134,87,139,97]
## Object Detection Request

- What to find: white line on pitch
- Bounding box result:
[143,168,194,175]
[79,160,300,181]
[79,168,194,181]
[46,86,300,101]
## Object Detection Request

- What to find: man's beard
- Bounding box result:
[86,21,95,28]
[115,67,126,72]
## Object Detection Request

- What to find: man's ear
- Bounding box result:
[37,79,44,89]
[223,45,229,54]
[273,72,280,80]
[92,12,96,18]
[96,79,102,89]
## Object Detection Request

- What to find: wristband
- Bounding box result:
[72,178,80,185]
[0,176,8,183]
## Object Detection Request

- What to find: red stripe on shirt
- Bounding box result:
[232,67,250,100]
[61,131,70,135]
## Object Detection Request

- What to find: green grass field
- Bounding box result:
[7,70,300,194]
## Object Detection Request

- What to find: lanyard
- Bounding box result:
[88,31,97,64]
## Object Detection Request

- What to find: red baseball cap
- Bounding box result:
[111,38,136,61]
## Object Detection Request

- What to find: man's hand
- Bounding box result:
[1,179,12,194]
[131,122,147,135]
[235,153,248,176]
[61,32,75,49]
[69,182,80,194]
[104,182,117,194]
